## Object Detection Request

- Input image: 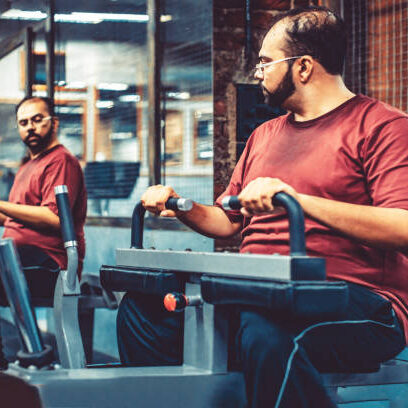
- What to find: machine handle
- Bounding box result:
[221,192,306,256]
[131,197,193,249]
[55,185,79,293]
[54,185,77,248]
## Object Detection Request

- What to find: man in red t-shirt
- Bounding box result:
[117,6,408,408]
[0,96,87,367]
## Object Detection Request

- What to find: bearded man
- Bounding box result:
[0,96,87,367]
[117,6,408,407]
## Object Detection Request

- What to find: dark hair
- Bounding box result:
[15,96,54,116]
[269,6,346,75]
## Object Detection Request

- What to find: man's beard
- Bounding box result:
[23,125,53,156]
[262,64,295,108]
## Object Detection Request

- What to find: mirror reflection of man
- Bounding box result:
[117,6,408,407]
[0,96,87,368]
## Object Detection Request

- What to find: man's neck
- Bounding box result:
[288,77,356,122]
[29,140,59,160]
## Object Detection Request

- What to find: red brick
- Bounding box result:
[252,0,290,10]
[213,30,245,51]
[214,9,245,28]
[252,11,278,29]
[214,100,227,116]
[213,0,244,9]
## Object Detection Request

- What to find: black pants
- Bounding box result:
[117,283,406,408]
[0,245,59,368]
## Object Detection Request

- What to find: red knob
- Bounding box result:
[164,293,187,312]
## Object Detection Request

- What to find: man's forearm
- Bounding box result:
[299,194,408,251]
[0,201,60,230]
[0,212,6,226]
[176,202,241,239]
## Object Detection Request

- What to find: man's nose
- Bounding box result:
[254,69,263,81]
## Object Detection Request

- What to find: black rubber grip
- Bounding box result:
[131,197,190,249]
[55,186,76,244]
[166,198,180,211]
[223,192,306,256]
[225,195,241,209]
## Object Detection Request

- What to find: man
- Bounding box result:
[117,6,408,407]
[0,96,87,365]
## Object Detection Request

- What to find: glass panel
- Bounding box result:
[0,0,214,214]
[54,1,148,217]
[0,42,26,199]
[161,0,213,205]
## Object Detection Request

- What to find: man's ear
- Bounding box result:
[296,55,314,83]
[51,117,60,135]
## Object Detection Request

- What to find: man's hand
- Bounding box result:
[238,177,299,217]
[141,185,181,217]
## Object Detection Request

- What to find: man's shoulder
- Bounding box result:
[353,95,408,124]
[42,145,82,168]
[252,113,289,137]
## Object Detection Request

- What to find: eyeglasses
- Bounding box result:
[17,114,52,128]
[254,56,302,73]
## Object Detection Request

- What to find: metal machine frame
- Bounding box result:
[0,192,407,407]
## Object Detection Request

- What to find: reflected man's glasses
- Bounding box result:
[17,114,52,128]
[254,56,302,73]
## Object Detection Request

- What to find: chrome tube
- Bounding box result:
[0,239,44,353]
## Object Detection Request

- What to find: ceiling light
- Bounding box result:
[167,91,190,100]
[96,100,114,109]
[65,81,87,89]
[98,83,129,91]
[70,12,148,22]
[56,13,102,24]
[1,9,172,24]
[160,15,172,22]
[119,94,141,103]
[1,9,46,20]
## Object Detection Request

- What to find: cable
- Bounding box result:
[274,316,397,408]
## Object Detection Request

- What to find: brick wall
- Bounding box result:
[344,0,408,112]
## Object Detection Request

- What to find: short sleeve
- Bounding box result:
[214,136,255,225]
[40,156,83,215]
[363,117,408,210]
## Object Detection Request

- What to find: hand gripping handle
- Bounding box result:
[131,197,193,249]
[222,192,306,256]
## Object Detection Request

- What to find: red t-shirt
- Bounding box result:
[216,95,408,342]
[3,144,87,273]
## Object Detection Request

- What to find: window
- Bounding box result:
[0,0,213,217]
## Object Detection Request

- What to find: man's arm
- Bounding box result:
[0,200,60,230]
[0,212,6,226]
[299,194,408,251]
[238,177,408,252]
[141,185,241,239]
[176,202,241,238]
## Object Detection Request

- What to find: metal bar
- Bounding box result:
[244,0,252,61]
[45,0,55,109]
[116,248,294,281]
[147,0,162,186]
[24,27,34,97]
[0,21,44,61]
[53,274,86,368]
[0,239,44,354]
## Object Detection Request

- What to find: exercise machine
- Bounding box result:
[0,190,406,407]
